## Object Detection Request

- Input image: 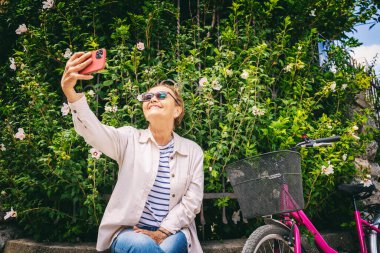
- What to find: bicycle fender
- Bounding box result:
[264,217,291,231]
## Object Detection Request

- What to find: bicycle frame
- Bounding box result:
[282,209,380,253]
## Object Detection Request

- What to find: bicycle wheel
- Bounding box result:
[242,224,295,253]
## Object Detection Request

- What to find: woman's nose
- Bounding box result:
[150,95,158,102]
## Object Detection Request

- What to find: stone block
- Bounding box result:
[366,141,379,162]
[0,226,20,253]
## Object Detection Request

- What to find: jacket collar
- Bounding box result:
[139,128,188,156]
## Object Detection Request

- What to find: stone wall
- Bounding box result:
[354,91,380,205]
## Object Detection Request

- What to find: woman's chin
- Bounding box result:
[147,115,173,126]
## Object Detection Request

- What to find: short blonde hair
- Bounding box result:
[154,80,185,128]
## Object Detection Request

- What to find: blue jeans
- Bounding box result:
[111,226,188,253]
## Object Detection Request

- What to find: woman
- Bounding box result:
[61,51,204,253]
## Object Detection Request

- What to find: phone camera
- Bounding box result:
[95,49,103,59]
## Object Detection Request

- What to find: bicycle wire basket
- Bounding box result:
[226,151,304,219]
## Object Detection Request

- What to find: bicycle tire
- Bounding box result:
[242,224,297,253]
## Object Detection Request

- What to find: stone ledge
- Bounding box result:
[4,238,245,253]
[4,231,357,253]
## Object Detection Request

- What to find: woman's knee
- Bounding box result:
[159,231,188,253]
[112,230,161,253]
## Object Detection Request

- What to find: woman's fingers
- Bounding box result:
[133,227,150,235]
[68,52,85,62]
[65,51,92,71]
[133,226,145,234]
[66,57,93,73]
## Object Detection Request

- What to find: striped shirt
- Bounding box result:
[138,139,174,227]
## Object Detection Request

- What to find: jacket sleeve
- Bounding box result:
[68,95,129,164]
[160,146,204,233]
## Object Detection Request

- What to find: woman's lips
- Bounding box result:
[148,104,162,109]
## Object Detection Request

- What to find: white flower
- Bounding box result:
[341,83,347,90]
[327,125,332,129]
[1,190,6,196]
[87,90,95,97]
[240,70,249,79]
[363,177,373,187]
[90,148,102,159]
[226,69,233,77]
[42,0,54,9]
[0,144,6,151]
[330,81,336,92]
[321,161,334,175]
[342,153,347,161]
[63,48,73,59]
[105,105,112,112]
[232,210,241,224]
[252,105,265,116]
[298,46,302,50]
[199,77,208,88]
[14,128,25,140]
[283,64,293,72]
[310,9,316,17]
[61,102,70,116]
[211,223,217,233]
[209,167,213,172]
[105,105,118,113]
[352,125,359,131]
[4,207,17,220]
[9,57,16,70]
[211,80,222,91]
[136,42,145,51]
[15,24,28,34]
[207,100,214,106]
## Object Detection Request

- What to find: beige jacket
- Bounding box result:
[69,96,204,253]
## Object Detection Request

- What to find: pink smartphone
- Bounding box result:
[79,48,106,75]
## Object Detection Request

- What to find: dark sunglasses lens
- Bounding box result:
[142,93,154,101]
[157,92,167,100]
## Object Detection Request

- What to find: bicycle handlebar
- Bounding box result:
[293,136,340,150]
[314,136,341,143]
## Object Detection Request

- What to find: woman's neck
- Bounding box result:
[149,125,173,146]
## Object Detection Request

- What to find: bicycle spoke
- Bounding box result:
[269,240,274,251]
[266,239,292,253]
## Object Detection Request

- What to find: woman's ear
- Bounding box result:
[174,107,182,118]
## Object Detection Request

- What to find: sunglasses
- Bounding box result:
[137,91,180,105]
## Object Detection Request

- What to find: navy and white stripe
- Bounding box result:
[138,139,174,227]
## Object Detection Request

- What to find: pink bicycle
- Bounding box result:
[226,136,380,253]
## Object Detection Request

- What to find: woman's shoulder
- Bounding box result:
[116,126,143,137]
[174,132,203,154]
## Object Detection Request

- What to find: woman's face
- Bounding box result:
[142,86,182,127]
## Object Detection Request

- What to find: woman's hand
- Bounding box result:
[133,226,169,244]
[61,52,93,102]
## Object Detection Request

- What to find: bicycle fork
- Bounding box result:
[353,197,380,253]
[284,219,302,253]
[368,215,380,253]
[289,211,338,253]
